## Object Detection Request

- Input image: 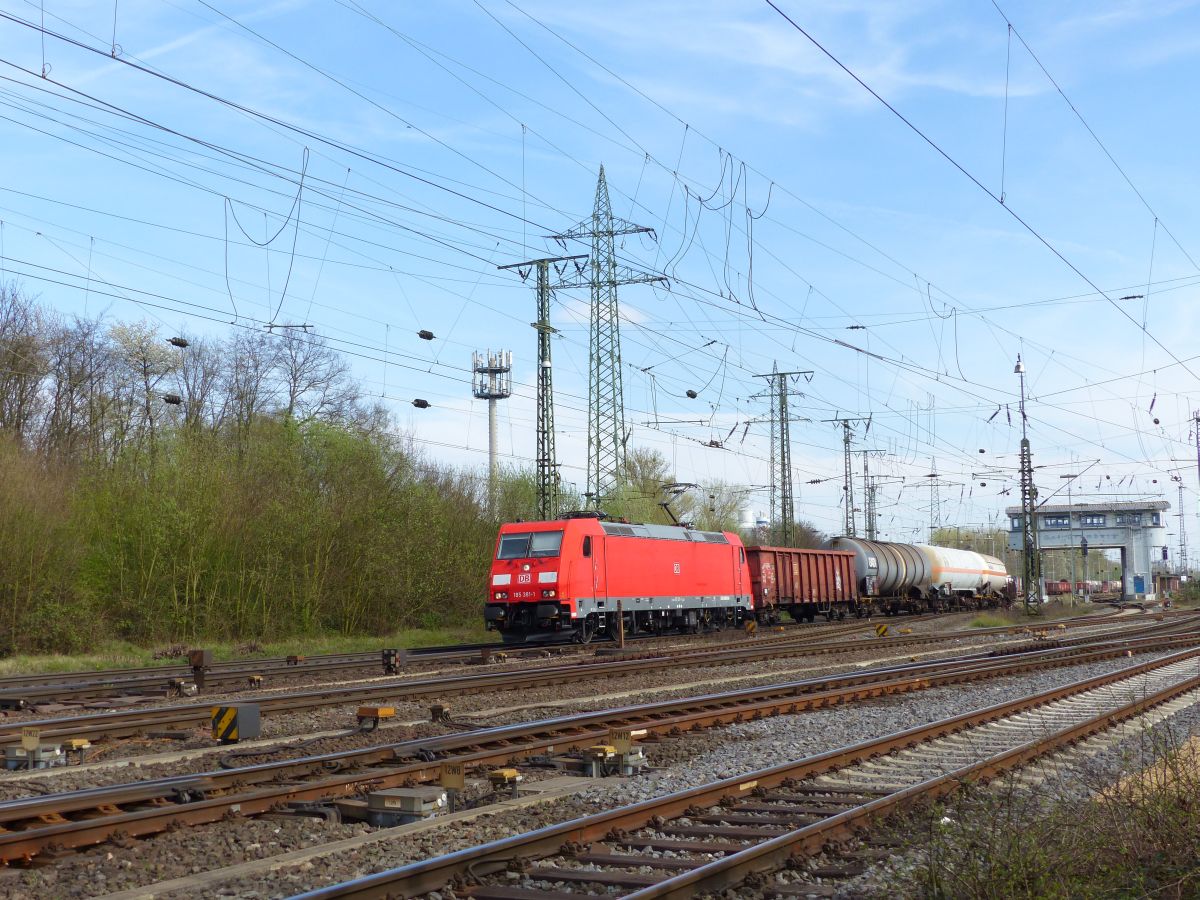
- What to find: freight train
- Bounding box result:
[484,515,1010,643]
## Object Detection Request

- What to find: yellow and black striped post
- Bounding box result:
[210,704,261,743]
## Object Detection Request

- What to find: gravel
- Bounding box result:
[14,649,1168,900]
[0,632,1032,800]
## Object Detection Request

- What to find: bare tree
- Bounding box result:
[221,331,279,442]
[0,284,48,440]
[173,334,224,432]
[39,315,119,462]
[272,329,358,422]
[109,321,177,459]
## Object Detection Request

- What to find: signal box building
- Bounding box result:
[1005,500,1170,601]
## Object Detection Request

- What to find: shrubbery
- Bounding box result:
[0,285,761,652]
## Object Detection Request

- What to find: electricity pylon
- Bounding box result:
[824,416,871,537]
[755,365,813,546]
[498,254,588,520]
[554,166,664,507]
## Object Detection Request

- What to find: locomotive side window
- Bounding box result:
[582,536,592,558]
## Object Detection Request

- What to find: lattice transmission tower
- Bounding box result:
[498,254,588,520]
[554,166,664,507]
[824,416,871,537]
[755,365,813,546]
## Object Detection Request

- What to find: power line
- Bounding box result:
[763,0,1199,383]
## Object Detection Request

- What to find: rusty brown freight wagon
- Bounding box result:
[745,546,861,622]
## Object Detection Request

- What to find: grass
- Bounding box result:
[0,625,495,676]
[878,728,1200,899]
[968,600,1101,629]
[967,612,1013,628]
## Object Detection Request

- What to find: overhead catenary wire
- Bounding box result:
[763,0,1199,383]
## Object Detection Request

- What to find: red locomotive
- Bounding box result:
[484,514,860,643]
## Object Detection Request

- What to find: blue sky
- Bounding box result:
[2,0,1200,542]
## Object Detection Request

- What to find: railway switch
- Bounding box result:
[365,787,446,826]
[286,655,305,666]
[211,703,261,744]
[381,648,406,674]
[587,744,617,778]
[6,729,64,770]
[4,744,64,770]
[356,706,395,730]
[488,767,523,798]
[430,704,451,723]
[618,745,648,776]
[247,674,263,688]
[64,738,90,764]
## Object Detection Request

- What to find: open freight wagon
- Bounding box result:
[744,546,861,621]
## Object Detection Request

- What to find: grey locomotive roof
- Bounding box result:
[601,522,728,543]
[1004,499,1170,516]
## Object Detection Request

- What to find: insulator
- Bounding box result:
[685,389,698,399]
[412,398,430,409]
[162,394,182,405]
[168,336,189,348]
[418,330,435,341]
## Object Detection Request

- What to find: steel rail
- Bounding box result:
[0,620,876,708]
[0,614,1171,748]
[0,632,1192,863]
[292,647,1200,899]
[0,610,1119,704]
[0,629,877,744]
[0,612,1171,746]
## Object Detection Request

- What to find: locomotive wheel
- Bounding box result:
[576,620,593,644]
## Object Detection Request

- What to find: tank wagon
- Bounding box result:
[825,537,1009,614]
[484,517,862,643]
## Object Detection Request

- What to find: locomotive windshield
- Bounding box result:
[496,530,563,559]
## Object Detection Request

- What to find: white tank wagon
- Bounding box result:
[824,537,1010,614]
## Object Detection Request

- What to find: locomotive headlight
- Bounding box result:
[541,589,556,598]
[522,563,531,571]
[494,591,508,600]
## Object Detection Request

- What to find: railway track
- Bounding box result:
[0,630,1192,864]
[293,647,1200,900]
[0,619,878,708]
[0,610,1128,708]
[0,612,1164,748]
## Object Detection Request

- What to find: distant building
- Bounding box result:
[1005,500,1168,600]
